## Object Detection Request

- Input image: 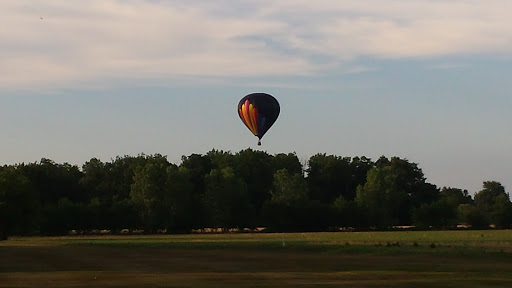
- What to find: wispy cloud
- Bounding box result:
[427,63,469,70]
[344,65,378,74]
[1,0,512,89]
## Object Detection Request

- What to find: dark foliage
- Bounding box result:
[0,150,510,238]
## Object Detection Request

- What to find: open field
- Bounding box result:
[2,230,512,287]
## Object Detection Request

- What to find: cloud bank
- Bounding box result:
[2,0,511,88]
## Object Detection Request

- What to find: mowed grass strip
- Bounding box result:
[2,246,512,288]
[2,231,512,287]
[5,229,512,246]
[6,230,510,253]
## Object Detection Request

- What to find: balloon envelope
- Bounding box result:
[237,93,280,145]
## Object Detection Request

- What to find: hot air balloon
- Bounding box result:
[238,93,280,145]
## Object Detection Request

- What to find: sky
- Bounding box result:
[1,0,511,194]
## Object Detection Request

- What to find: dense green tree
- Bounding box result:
[413,187,472,229]
[474,181,511,228]
[129,156,171,230]
[263,169,311,231]
[306,154,353,203]
[165,166,203,231]
[475,182,506,208]
[349,156,374,197]
[207,149,236,171]
[410,182,439,209]
[375,155,390,167]
[458,204,489,229]
[269,169,309,205]
[18,159,84,204]
[412,200,457,228]
[39,197,89,235]
[474,182,506,211]
[272,153,303,176]
[2,150,511,234]
[439,187,473,207]
[356,167,400,227]
[233,149,275,222]
[332,196,364,228]
[107,155,153,201]
[80,155,164,229]
[0,166,39,237]
[356,157,430,227]
[80,158,109,202]
[84,197,103,229]
[109,198,138,229]
[202,168,251,229]
[491,194,512,228]
[79,158,114,229]
[180,153,213,196]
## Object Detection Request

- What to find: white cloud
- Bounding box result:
[1,0,512,89]
[344,66,377,74]
[426,63,469,70]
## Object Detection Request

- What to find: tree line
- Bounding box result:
[1,149,511,239]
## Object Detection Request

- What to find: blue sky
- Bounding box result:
[1,0,511,194]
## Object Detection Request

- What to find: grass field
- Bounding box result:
[2,230,512,287]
